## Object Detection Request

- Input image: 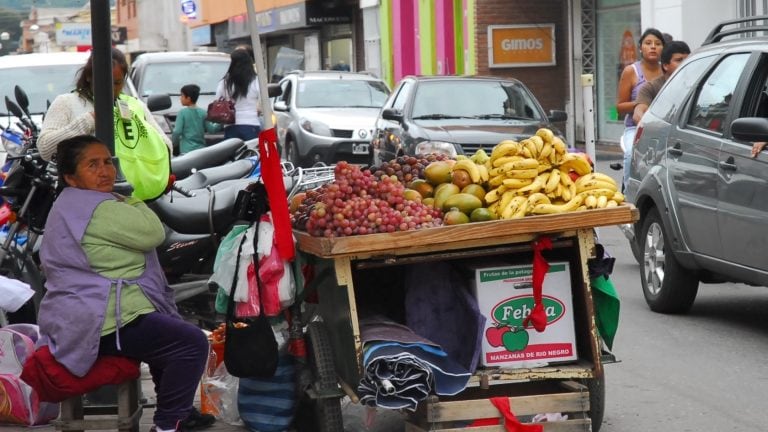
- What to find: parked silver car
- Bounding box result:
[272,70,390,167]
[627,16,768,314]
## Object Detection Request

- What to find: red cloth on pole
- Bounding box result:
[523,236,552,332]
[258,128,295,261]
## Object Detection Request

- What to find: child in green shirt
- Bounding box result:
[172,84,220,154]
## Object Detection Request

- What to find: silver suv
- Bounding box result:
[627,16,768,313]
[129,51,231,149]
[272,70,390,167]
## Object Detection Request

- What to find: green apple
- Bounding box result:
[502,328,529,352]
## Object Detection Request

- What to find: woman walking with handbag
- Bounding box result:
[215,48,262,141]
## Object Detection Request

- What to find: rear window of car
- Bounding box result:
[0,64,80,115]
[410,80,543,121]
[296,79,389,108]
[648,54,717,123]
[138,61,229,97]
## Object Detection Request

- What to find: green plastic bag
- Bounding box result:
[212,224,250,314]
[591,275,620,351]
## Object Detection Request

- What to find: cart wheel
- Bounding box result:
[303,321,343,432]
[583,374,606,432]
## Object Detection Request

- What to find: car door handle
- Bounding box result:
[719,157,737,171]
[668,143,683,156]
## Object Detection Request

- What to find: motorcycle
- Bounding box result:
[0,86,328,327]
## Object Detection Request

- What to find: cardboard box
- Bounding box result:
[471,262,578,368]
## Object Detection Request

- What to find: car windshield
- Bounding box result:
[296,79,389,108]
[411,80,543,121]
[0,65,81,115]
[139,61,229,97]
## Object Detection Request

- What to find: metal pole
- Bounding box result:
[581,73,596,162]
[90,0,114,152]
[245,0,274,131]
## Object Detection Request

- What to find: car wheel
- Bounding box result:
[639,207,699,313]
[285,137,301,167]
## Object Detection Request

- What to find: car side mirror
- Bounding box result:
[548,110,567,122]
[267,84,282,98]
[273,101,289,112]
[382,108,403,123]
[731,117,768,141]
[146,93,172,112]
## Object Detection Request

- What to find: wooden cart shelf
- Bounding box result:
[296,205,638,259]
[295,205,638,432]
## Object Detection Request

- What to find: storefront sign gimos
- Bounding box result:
[488,24,556,68]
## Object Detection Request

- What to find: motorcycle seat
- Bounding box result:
[171,138,245,180]
[149,178,255,235]
[175,159,256,191]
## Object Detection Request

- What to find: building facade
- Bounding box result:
[111,0,767,147]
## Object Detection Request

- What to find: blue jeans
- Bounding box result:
[621,126,636,191]
[99,312,208,430]
[224,124,260,142]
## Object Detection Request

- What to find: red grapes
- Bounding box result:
[293,161,443,237]
[371,153,449,186]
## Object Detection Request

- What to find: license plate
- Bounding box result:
[352,143,369,155]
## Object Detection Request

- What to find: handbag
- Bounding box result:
[223,220,279,379]
[207,97,236,125]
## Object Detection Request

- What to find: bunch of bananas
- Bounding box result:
[453,149,490,184]
[483,128,625,219]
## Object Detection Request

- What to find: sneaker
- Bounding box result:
[179,407,216,430]
[149,408,215,432]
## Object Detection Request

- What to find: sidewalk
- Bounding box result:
[9,364,405,432]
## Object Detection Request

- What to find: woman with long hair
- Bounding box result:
[615,28,665,190]
[215,48,261,141]
[37,48,171,162]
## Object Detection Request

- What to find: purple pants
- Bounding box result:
[99,312,208,430]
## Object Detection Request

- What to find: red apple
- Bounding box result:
[485,325,511,348]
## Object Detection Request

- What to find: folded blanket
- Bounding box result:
[20,346,140,403]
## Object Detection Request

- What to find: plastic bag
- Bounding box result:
[258,244,284,317]
[0,324,59,426]
[235,263,260,317]
[209,224,250,294]
[201,362,242,426]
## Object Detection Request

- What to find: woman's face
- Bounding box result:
[63,143,116,193]
[112,65,126,98]
[640,35,664,62]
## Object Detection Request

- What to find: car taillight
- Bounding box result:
[633,125,643,146]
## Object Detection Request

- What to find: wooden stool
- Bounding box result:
[53,379,142,432]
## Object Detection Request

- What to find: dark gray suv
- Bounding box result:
[627,16,768,313]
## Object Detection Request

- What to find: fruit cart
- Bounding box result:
[294,204,638,432]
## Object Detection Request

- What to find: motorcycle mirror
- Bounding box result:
[14,86,30,115]
[5,96,24,120]
[146,93,172,112]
